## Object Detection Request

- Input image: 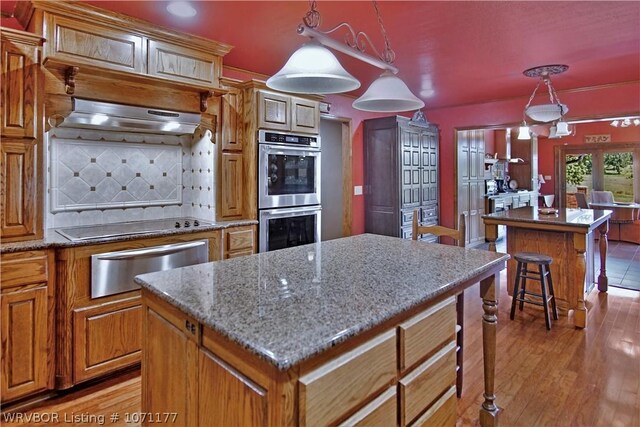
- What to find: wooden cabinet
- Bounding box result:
[222,226,256,259]
[0,250,54,403]
[0,28,43,242]
[221,86,244,151]
[55,231,221,389]
[457,130,486,246]
[257,90,319,134]
[220,152,244,218]
[364,116,439,240]
[142,291,457,426]
[147,39,221,86]
[72,297,142,383]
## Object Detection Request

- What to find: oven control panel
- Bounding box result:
[258,130,320,147]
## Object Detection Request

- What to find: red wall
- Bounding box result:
[538,120,640,195]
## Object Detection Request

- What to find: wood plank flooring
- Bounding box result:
[2,270,638,426]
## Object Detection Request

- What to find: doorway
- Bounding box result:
[320,116,352,240]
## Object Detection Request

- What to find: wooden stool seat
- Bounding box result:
[513,252,553,265]
[510,252,558,330]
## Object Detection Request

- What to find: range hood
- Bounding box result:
[495,128,524,163]
[56,98,201,135]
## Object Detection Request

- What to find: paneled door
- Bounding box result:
[457,130,486,245]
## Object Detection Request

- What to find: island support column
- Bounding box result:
[573,233,588,329]
[597,221,609,292]
[479,274,500,427]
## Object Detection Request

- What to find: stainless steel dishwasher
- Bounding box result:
[91,240,209,298]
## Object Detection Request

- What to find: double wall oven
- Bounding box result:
[258,130,321,252]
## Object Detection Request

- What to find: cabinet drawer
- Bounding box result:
[337,386,397,427]
[299,330,396,427]
[398,297,455,372]
[1,251,48,289]
[73,297,142,383]
[409,386,457,427]
[224,227,255,252]
[421,205,437,223]
[399,341,456,426]
[402,210,415,226]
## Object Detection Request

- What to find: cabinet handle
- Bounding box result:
[185,320,196,335]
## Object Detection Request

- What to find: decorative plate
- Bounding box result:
[538,208,558,215]
[509,179,518,190]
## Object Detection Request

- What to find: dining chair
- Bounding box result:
[574,192,589,209]
[590,190,614,204]
[412,210,466,398]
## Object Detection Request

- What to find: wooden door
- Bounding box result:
[1,35,38,138]
[1,140,37,238]
[420,130,438,206]
[257,91,290,131]
[220,152,244,218]
[291,97,319,134]
[1,286,49,401]
[221,88,243,151]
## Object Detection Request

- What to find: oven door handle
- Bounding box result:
[262,145,320,155]
[94,241,207,261]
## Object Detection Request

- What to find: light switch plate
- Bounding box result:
[354,185,363,196]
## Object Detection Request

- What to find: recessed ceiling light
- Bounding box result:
[166,1,197,18]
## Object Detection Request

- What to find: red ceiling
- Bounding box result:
[2,1,639,110]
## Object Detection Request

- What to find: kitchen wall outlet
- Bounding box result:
[544,175,552,180]
[354,185,363,196]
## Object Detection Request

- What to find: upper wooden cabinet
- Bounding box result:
[221,86,244,151]
[257,90,320,134]
[18,1,232,89]
[1,29,41,139]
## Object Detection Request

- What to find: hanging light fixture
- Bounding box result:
[522,65,569,123]
[267,0,424,112]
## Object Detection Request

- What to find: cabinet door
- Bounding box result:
[198,349,268,427]
[1,286,49,401]
[73,297,142,383]
[401,127,421,209]
[221,88,243,151]
[420,131,438,205]
[223,226,255,259]
[148,40,219,86]
[45,14,145,74]
[220,152,244,218]
[257,91,290,131]
[291,97,319,134]
[1,140,37,238]
[1,37,38,138]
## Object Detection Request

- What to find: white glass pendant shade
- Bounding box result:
[352,71,425,112]
[525,103,569,123]
[555,120,570,136]
[266,41,360,94]
[517,125,531,140]
[548,125,559,139]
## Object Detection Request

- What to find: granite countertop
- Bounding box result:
[0,219,257,254]
[483,207,612,229]
[135,234,509,371]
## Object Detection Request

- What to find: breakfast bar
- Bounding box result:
[136,234,508,426]
[483,207,612,329]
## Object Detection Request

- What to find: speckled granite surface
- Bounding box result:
[483,207,611,229]
[136,233,509,371]
[0,219,257,254]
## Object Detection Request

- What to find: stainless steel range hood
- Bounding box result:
[56,98,201,135]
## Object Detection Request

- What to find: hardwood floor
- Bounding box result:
[2,270,638,426]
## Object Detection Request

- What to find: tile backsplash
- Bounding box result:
[46,128,216,228]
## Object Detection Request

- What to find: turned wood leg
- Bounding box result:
[486,224,498,252]
[573,234,588,329]
[598,221,609,292]
[479,274,500,427]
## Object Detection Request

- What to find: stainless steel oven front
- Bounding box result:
[259,205,321,252]
[258,130,321,209]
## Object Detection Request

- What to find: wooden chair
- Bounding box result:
[412,210,466,398]
[574,192,589,209]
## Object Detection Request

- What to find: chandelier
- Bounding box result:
[267,1,424,113]
[518,64,570,140]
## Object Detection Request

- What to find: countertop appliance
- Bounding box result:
[485,179,497,196]
[257,130,322,252]
[56,217,213,242]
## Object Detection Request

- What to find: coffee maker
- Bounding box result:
[493,162,506,192]
[496,179,506,193]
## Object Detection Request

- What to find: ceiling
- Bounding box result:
[2,1,639,110]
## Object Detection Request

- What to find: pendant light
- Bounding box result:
[268,0,424,113]
[522,65,569,123]
[352,71,424,112]
[266,41,360,94]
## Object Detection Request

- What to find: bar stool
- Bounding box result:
[510,252,558,330]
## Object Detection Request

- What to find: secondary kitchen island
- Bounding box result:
[483,207,612,329]
[136,234,508,427]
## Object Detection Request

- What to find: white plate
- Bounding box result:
[509,179,518,190]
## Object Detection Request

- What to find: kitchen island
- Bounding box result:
[136,234,508,427]
[483,207,611,329]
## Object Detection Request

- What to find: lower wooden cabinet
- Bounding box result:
[0,250,54,403]
[222,226,256,259]
[72,297,142,383]
[142,291,458,427]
